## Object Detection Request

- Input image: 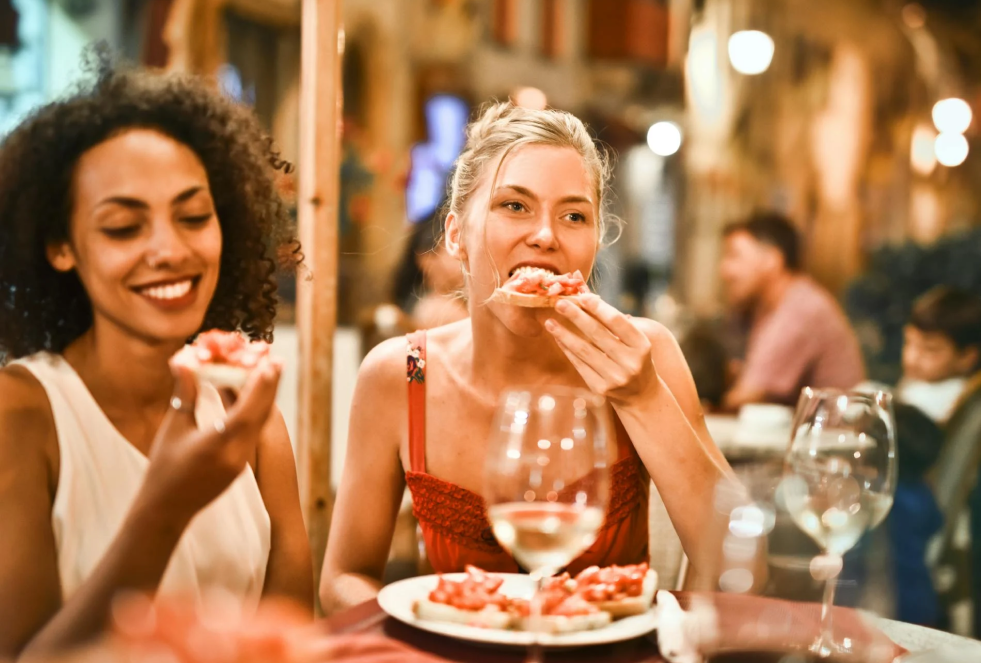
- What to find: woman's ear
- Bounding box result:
[444,211,468,262]
[46,242,77,272]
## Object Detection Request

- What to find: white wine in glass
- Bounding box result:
[783,388,897,659]
[484,386,610,662]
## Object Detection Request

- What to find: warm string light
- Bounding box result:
[646,121,682,156]
[930,98,972,168]
[727,30,774,75]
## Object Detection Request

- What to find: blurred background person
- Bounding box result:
[886,403,945,628]
[898,286,981,423]
[390,210,468,331]
[719,211,865,411]
[678,322,731,413]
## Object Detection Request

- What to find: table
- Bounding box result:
[321,592,981,662]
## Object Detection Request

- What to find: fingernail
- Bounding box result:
[544,319,557,331]
[555,300,570,313]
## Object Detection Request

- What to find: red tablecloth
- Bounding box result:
[319,592,907,663]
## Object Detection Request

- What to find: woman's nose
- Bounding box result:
[145,220,191,268]
[528,214,558,249]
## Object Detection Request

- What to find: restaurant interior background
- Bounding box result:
[3,0,981,636]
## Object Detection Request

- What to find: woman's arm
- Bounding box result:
[2,360,283,659]
[545,297,735,566]
[255,408,314,611]
[319,338,407,614]
[0,368,190,658]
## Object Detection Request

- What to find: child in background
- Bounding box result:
[887,403,945,627]
[898,286,981,423]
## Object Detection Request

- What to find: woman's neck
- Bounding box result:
[62,322,184,411]
[467,307,583,393]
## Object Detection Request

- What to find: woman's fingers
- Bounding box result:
[550,333,607,390]
[153,364,200,451]
[577,294,649,348]
[553,298,623,358]
[222,358,283,437]
[546,318,624,380]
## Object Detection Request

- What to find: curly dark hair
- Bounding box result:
[0,50,299,359]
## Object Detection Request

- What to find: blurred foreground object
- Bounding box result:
[93,591,445,663]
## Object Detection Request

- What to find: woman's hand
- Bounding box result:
[107,592,444,663]
[544,294,658,405]
[137,357,283,526]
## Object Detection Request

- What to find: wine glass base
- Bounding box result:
[809,634,858,660]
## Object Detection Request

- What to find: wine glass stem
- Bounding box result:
[815,568,839,657]
[527,572,545,663]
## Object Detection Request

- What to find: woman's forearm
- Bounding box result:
[614,378,735,562]
[21,495,189,659]
[319,570,383,616]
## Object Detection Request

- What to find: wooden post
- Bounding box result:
[297,0,342,610]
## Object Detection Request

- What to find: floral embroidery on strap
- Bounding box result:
[407,342,426,383]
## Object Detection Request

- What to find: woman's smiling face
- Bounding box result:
[47,128,222,345]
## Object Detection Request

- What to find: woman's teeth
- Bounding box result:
[140,279,193,301]
[510,266,558,277]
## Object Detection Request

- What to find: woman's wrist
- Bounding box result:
[128,486,194,544]
[611,374,665,414]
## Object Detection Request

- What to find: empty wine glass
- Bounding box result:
[484,386,610,662]
[782,388,897,659]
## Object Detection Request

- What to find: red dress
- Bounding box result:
[404,331,650,574]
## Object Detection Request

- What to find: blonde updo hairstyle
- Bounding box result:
[445,101,620,289]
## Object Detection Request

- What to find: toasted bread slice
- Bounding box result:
[586,569,658,618]
[519,610,612,634]
[412,598,514,629]
[489,288,582,308]
[195,363,250,391]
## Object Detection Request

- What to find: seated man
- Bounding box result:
[719,211,865,410]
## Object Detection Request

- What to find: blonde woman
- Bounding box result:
[320,103,732,612]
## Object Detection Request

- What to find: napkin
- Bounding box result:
[656,590,719,663]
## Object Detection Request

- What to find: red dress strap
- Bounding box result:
[406,331,428,473]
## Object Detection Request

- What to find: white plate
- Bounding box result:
[377,573,658,649]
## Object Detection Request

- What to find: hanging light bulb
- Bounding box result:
[932,98,973,134]
[728,30,775,75]
[647,122,683,157]
[934,132,969,167]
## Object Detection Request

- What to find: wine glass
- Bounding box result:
[781,388,897,659]
[484,385,610,662]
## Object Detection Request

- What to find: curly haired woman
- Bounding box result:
[0,55,312,658]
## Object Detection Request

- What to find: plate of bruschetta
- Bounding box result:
[377,564,658,648]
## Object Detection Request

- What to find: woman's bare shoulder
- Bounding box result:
[0,364,57,465]
[0,364,53,424]
[357,336,410,392]
[628,318,692,378]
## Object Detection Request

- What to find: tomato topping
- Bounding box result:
[502,269,589,297]
[573,563,649,602]
[427,567,509,612]
[183,330,270,368]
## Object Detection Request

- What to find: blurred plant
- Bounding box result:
[845,227,981,384]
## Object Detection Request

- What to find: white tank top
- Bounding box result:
[15,352,271,609]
